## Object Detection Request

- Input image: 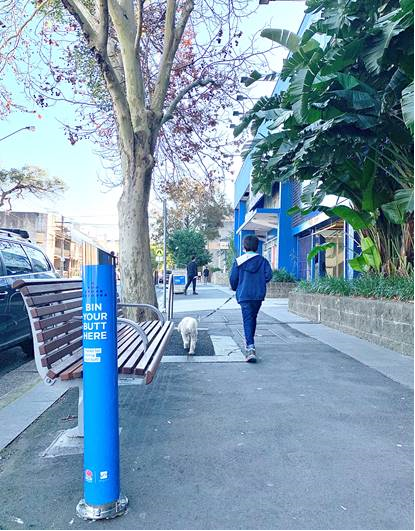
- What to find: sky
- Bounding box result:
[0,1,306,237]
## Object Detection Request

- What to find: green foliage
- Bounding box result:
[167,229,211,269]
[307,242,335,262]
[236,0,414,275]
[401,82,414,134]
[225,232,237,272]
[0,166,66,210]
[296,273,414,301]
[271,268,297,283]
[152,180,232,244]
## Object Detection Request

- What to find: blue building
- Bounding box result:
[233,15,355,280]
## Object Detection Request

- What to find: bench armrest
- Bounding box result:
[117,318,149,351]
[117,303,165,324]
[71,315,149,351]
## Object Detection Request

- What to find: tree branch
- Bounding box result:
[61,0,98,42]
[161,78,218,126]
[97,0,109,53]
[108,0,146,128]
[61,0,134,151]
[151,0,177,115]
[134,0,144,56]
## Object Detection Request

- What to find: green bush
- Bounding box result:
[272,268,297,283]
[296,273,414,301]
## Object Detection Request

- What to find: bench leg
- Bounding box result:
[65,384,84,438]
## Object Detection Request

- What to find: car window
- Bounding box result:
[24,245,51,273]
[0,240,32,275]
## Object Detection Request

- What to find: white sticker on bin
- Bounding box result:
[84,347,102,363]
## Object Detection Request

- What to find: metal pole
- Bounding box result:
[0,125,35,143]
[60,216,65,276]
[163,198,167,312]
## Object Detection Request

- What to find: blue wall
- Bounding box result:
[278,182,297,275]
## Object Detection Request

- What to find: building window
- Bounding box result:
[314,221,344,278]
[297,233,313,280]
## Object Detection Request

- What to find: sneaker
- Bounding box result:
[245,347,257,363]
[184,291,187,296]
[193,292,198,295]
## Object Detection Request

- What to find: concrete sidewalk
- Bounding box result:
[0,285,413,530]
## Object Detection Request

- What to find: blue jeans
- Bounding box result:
[240,300,262,348]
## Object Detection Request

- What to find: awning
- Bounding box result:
[236,208,279,234]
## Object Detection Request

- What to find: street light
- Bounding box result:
[0,125,36,142]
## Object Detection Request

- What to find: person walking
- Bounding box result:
[184,256,198,295]
[203,266,210,284]
[229,235,272,362]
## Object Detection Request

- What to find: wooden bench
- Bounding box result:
[12,277,174,437]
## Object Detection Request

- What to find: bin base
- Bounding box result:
[76,494,128,520]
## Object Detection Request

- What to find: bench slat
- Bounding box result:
[37,319,82,342]
[40,326,83,357]
[120,321,162,374]
[42,338,83,368]
[31,299,82,318]
[145,322,174,384]
[34,309,82,331]
[116,322,154,362]
[47,349,83,380]
[134,321,172,376]
[58,322,156,381]
[27,289,82,307]
[18,281,82,295]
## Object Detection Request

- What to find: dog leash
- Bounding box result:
[197,294,235,322]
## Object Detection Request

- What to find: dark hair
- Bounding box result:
[191,255,196,260]
[243,235,259,252]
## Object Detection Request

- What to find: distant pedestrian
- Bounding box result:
[229,235,272,362]
[203,266,210,284]
[184,256,198,295]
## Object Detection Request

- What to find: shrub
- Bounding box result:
[296,273,414,301]
[272,268,297,283]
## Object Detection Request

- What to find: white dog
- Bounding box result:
[177,317,198,355]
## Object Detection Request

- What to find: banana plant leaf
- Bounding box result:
[307,242,336,262]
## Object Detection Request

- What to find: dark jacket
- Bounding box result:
[187,260,198,279]
[229,253,273,303]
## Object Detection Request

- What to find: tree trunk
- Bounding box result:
[118,144,157,313]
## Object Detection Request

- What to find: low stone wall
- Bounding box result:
[289,292,414,356]
[266,282,296,299]
[211,271,229,286]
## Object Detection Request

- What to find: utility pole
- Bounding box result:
[162,198,167,312]
[60,215,65,276]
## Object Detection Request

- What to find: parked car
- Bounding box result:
[157,269,172,284]
[0,228,59,354]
